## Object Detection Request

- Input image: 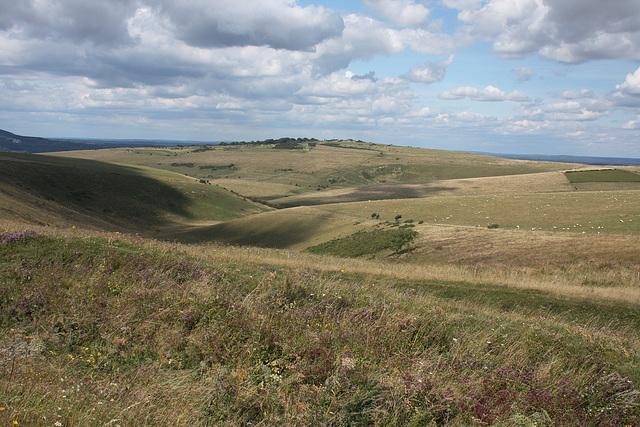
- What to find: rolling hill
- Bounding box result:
[0,151,269,234]
[50,140,585,200]
[1,137,640,425]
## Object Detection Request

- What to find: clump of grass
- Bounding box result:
[0,228,639,425]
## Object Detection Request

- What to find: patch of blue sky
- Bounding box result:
[296,0,367,14]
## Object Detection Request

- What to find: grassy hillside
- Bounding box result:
[0,226,638,426]
[2,138,640,425]
[319,190,640,234]
[270,171,574,207]
[52,141,584,200]
[168,206,376,250]
[0,152,269,235]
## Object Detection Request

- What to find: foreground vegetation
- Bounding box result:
[1,226,639,426]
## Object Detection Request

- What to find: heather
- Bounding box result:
[1,229,638,426]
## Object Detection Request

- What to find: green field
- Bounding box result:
[566,169,640,183]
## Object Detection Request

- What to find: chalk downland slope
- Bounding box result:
[51,141,584,199]
[0,152,269,235]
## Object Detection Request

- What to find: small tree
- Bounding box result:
[390,229,418,253]
[394,214,402,222]
[371,213,380,219]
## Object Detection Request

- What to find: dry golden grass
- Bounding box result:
[163,226,640,306]
[213,178,302,199]
[271,171,575,206]
[166,206,376,250]
[51,143,584,199]
[319,190,640,234]
[5,219,637,306]
[2,220,639,425]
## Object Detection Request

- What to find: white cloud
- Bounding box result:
[553,110,606,122]
[364,0,432,27]
[438,85,531,102]
[0,0,138,47]
[451,0,640,63]
[311,14,405,74]
[155,0,344,51]
[616,66,640,95]
[544,101,582,113]
[312,14,456,74]
[513,66,534,82]
[402,55,454,83]
[0,0,638,157]
[622,115,640,129]
[560,89,594,99]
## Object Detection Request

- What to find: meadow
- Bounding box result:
[0,225,638,426]
[1,140,639,425]
[52,141,583,200]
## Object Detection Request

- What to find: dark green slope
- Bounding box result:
[0,152,268,233]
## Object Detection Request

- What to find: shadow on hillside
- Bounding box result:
[0,153,192,230]
[276,182,456,207]
[171,212,336,249]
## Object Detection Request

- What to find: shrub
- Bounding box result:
[306,228,418,257]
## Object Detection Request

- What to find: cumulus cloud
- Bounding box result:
[156,0,344,51]
[402,55,454,83]
[311,14,456,74]
[438,85,531,102]
[544,101,583,113]
[0,0,638,156]
[552,110,606,121]
[513,66,534,82]
[450,0,640,62]
[0,0,345,52]
[312,14,408,74]
[616,66,640,95]
[622,115,640,129]
[560,89,594,99]
[0,0,138,47]
[364,0,432,27]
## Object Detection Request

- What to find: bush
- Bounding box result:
[306,228,418,257]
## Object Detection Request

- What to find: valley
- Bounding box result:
[1,138,639,425]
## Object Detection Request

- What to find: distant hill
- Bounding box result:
[0,129,133,153]
[474,151,640,166]
[0,128,215,153]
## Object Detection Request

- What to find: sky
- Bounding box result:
[1,0,640,157]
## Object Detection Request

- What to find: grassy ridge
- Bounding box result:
[0,228,638,426]
[0,152,269,234]
[52,142,583,199]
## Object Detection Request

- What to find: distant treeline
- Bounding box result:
[219,137,319,150]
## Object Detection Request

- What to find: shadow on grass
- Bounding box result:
[0,152,192,229]
[395,279,640,332]
[274,182,456,207]
[174,212,336,249]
